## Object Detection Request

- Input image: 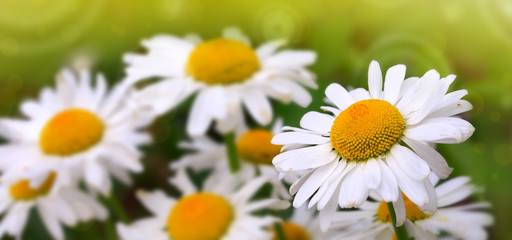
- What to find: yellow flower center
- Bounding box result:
[330,99,404,161]
[186,38,260,85]
[39,108,104,156]
[167,193,234,240]
[9,172,57,201]
[271,222,310,240]
[237,129,282,165]
[377,194,429,222]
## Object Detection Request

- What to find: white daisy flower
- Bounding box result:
[330,176,493,240]
[0,69,152,195]
[0,171,107,240]
[124,27,317,136]
[173,120,290,199]
[117,167,290,240]
[272,60,474,227]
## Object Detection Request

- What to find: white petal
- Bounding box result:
[272,132,330,145]
[420,179,437,214]
[402,136,452,178]
[222,27,251,45]
[293,160,338,207]
[325,83,355,110]
[136,190,174,218]
[368,60,383,99]
[187,90,213,136]
[377,160,399,202]
[388,145,430,181]
[299,111,335,133]
[338,164,370,208]
[383,64,406,105]
[349,88,370,102]
[256,40,286,60]
[363,159,382,189]
[242,89,273,125]
[273,144,338,172]
[405,117,474,144]
[388,162,429,208]
[393,193,406,226]
[263,50,316,68]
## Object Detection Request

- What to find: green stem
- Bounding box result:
[225,132,240,173]
[104,216,117,240]
[273,222,287,240]
[387,202,409,240]
[102,194,130,224]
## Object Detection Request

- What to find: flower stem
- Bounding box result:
[387,202,409,240]
[102,194,130,224]
[273,222,287,240]
[225,132,240,173]
[104,216,117,240]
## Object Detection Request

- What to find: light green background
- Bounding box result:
[0,0,511,239]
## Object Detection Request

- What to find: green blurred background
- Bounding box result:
[0,0,511,239]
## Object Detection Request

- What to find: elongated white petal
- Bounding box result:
[389,145,430,181]
[325,83,355,110]
[368,60,383,99]
[402,136,452,178]
[273,144,338,172]
[299,111,335,133]
[383,64,406,105]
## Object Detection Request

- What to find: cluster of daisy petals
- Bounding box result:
[0,27,492,240]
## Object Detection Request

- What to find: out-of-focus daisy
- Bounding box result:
[124,27,317,136]
[0,69,152,195]
[0,170,107,240]
[272,61,474,227]
[330,176,493,240]
[117,167,290,240]
[173,120,289,199]
[269,205,334,240]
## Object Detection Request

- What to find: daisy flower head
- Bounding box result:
[117,167,290,240]
[173,119,290,199]
[272,60,474,226]
[124,27,317,136]
[330,176,493,240]
[0,68,152,195]
[0,170,107,240]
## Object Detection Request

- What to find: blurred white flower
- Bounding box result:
[0,170,107,240]
[0,69,153,195]
[270,205,336,240]
[330,176,493,240]
[124,27,317,136]
[173,119,290,199]
[117,167,290,240]
[272,61,474,228]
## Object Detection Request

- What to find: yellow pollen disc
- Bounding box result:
[9,172,57,201]
[271,222,310,240]
[330,99,404,161]
[186,38,260,85]
[39,108,104,156]
[167,193,234,240]
[377,194,428,222]
[237,129,282,165]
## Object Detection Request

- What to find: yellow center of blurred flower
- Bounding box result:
[377,194,428,222]
[330,99,404,161]
[167,193,234,240]
[9,172,57,200]
[39,108,104,156]
[237,129,282,165]
[271,222,310,240]
[186,38,260,85]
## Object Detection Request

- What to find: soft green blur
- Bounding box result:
[0,0,511,239]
